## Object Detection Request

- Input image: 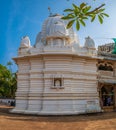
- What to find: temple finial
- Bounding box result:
[48,7,52,16]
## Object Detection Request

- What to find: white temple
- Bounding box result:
[12,14,116,115]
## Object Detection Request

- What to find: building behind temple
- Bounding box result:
[12,14,116,115]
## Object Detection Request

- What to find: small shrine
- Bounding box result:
[12,14,116,115]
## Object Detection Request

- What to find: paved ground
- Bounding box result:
[0,105,116,130]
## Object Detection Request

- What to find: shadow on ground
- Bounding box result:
[1,105,116,123]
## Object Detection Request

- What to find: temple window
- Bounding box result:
[51,75,64,89]
[54,78,62,87]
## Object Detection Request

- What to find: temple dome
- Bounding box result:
[35,14,79,48]
[84,36,95,48]
[20,36,31,48]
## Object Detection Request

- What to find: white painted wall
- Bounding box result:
[12,54,101,115]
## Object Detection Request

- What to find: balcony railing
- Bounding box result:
[98,70,114,77]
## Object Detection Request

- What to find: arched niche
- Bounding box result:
[98,62,113,71]
[51,74,64,89]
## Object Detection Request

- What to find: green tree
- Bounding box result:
[62,0,109,30]
[0,64,17,98]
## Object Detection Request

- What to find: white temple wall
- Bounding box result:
[26,99,42,112]
[27,58,44,111]
[44,55,72,71]
[41,99,74,112]
[18,59,30,72]
[13,55,101,114]
[43,77,72,93]
[71,58,100,112]
[14,99,28,110]
[15,59,30,110]
[30,57,43,70]
[41,55,74,112]
[29,78,43,92]
[17,78,29,91]
[39,55,100,113]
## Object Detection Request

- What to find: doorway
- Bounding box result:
[100,85,115,112]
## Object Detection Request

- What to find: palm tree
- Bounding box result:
[7,61,13,73]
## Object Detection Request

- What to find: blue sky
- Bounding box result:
[0,0,116,71]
